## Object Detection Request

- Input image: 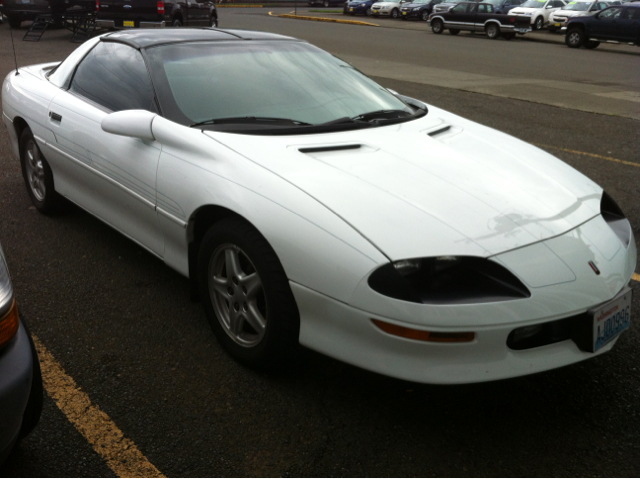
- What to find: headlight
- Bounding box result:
[0,243,19,350]
[361,3,366,6]
[368,256,530,304]
[601,192,632,246]
[413,7,420,10]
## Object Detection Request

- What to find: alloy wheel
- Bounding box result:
[24,139,46,202]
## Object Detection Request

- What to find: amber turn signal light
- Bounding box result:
[372,319,474,343]
[0,300,19,350]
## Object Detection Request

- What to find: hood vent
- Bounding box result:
[299,144,361,154]
[427,125,451,137]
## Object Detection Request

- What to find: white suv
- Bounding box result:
[509,0,566,29]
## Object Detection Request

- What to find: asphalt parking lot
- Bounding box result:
[0,9,639,477]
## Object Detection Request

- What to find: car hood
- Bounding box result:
[204,106,602,261]
[372,2,400,6]
[511,7,542,12]
[553,9,589,16]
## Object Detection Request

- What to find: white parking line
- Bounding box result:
[32,336,166,478]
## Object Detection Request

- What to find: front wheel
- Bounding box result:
[431,18,443,34]
[391,8,399,18]
[20,128,62,214]
[485,23,499,39]
[365,7,372,16]
[209,15,218,27]
[197,218,300,367]
[584,40,600,49]
[172,17,183,27]
[534,16,543,30]
[421,11,429,21]
[565,28,585,48]
[324,0,329,6]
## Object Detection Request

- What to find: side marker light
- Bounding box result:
[372,319,474,343]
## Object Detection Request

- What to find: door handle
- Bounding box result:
[49,112,62,122]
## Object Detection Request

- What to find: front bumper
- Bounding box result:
[294,215,637,384]
[0,322,34,463]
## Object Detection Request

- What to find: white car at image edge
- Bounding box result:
[509,0,567,29]
[371,0,409,17]
[2,29,636,384]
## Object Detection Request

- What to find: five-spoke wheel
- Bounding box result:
[20,127,61,214]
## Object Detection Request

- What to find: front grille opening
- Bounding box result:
[507,312,590,351]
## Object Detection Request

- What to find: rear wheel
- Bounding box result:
[172,17,183,27]
[449,28,460,35]
[197,218,300,367]
[584,40,600,49]
[209,15,218,27]
[7,15,21,28]
[324,0,329,6]
[565,28,585,48]
[486,23,500,39]
[431,18,443,33]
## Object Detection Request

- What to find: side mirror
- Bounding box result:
[101,110,157,142]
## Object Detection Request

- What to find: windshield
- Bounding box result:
[562,1,590,9]
[146,41,417,132]
[411,0,431,4]
[520,0,546,7]
[482,0,502,5]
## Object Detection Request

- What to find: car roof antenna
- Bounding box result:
[9,23,19,75]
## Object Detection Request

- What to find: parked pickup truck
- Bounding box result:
[96,0,218,29]
[429,1,532,38]
[564,3,640,48]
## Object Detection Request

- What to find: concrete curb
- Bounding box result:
[268,12,379,26]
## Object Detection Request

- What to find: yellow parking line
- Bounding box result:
[32,336,165,478]
[535,143,640,168]
[633,273,640,282]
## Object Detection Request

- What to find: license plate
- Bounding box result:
[591,288,632,352]
[554,22,561,26]
[123,20,135,27]
[349,7,353,10]
[402,11,407,14]
[515,28,527,32]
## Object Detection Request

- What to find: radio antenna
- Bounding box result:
[9,23,20,75]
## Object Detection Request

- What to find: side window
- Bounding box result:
[487,4,494,11]
[451,4,467,13]
[70,42,157,113]
[631,8,640,19]
[620,7,634,18]
[598,6,622,17]
[468,3,478,12]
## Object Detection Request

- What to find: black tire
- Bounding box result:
[502,32,515,40]
[485,23,499,39]
[323,0,329,6]
[421,11,429,21]
[18,319,43,441]
[172,17,183,27]
[534,16,543,30]
[197,218,300,367]
[209,15,218,27]
[449,28,460,35]
[391,7,399,18]
[565,28,585,48]
[431,18,443,33]
[7,15,22,28]
[584,40,600,49]
[20,127,62,215]
[365,7,372,15]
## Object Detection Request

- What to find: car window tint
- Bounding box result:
[599,5,622,16]
[70,41,157,113]
[451,4,466,11]
[631,7,640,19]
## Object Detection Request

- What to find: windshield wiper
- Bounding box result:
[352,109,416,123]
[190,116,312,128]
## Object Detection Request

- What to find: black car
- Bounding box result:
[565,4,640,48]
[308,0,345,5]
[432,0,481,14]
[400,0,446,20]
[96,0,218,29]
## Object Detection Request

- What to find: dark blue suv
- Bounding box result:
[344,0,376,15]
[400,0,445,20]
[565,4,640,48]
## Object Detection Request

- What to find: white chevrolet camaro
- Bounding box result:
[2,29,636,384]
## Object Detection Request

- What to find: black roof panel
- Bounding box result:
[101,28,301,49]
